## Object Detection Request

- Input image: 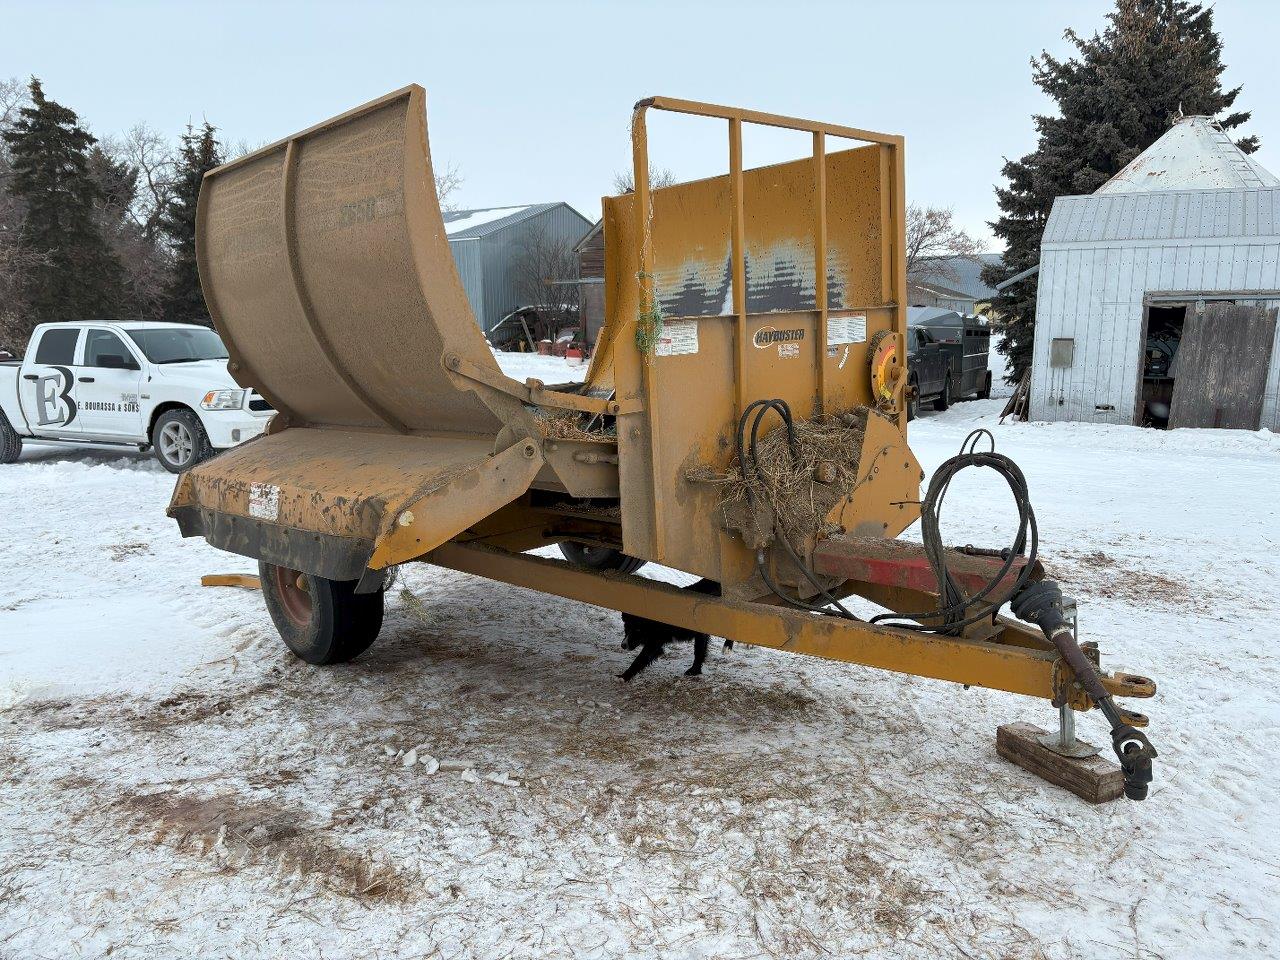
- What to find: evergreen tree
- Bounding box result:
[161,122,221,323]
[2,78,123,329]
[984,0,1256,383]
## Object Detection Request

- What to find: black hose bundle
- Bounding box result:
[871,428,1039,634]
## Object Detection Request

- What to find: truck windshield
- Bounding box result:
[126,327,229,364]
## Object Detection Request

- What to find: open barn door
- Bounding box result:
[1169,303,1277,430]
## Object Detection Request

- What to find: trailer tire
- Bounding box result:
[152,408,212,473]
[559,542,646,575]
[259,562,384,665]
[977,371,992,400]
[0,409,22,464]
[933,376,952,412]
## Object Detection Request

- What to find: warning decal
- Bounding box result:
[826,314,867,346]
[249,483,281,522]
[655,319,699,357]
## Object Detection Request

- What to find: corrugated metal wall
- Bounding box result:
[447,205,592,333]
[448,239,485,330]
[1032,187,1280,429]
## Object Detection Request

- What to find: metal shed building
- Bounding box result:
[1031,116,1280,430]
[445,202,594,333]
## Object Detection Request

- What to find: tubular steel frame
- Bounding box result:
[627,96,911,422]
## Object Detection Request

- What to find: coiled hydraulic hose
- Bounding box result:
[870,429,1037,635]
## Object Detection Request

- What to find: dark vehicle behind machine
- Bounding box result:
[906,307,992,418]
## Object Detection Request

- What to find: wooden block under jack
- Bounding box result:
[997,721,1125,804]
[200,573,262,590]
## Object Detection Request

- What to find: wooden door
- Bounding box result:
[1169,303,1277,430]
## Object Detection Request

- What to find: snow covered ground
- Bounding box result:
[2,355,1278,959]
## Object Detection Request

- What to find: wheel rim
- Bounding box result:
[271,565,313,627]
[159,421,194,465]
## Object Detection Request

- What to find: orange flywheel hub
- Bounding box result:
[867,330,902,411]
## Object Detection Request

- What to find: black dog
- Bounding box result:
[618,579,732,681]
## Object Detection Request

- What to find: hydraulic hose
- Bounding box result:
[870,429,1038,634]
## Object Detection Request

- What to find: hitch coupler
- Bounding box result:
[1012,580,1157,800]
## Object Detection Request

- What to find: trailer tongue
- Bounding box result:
[170,85,1157,802]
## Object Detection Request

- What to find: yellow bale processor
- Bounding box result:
[170,86,1158,801]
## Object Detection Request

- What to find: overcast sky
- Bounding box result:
[2,0,1276,249]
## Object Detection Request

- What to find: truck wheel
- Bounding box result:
[152,408,211,473]
[0,409,22,464]
[933,376,952,412]
[559,541,646,575]
[259,562,384,665]
[978,371,992,400]
[906,377,919,422]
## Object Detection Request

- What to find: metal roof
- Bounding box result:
[1043,186,1280,247]
[938,254,1001,299]
[1097,116,1278,194]
[910,254,1001,300]
[443,202,590,240]
[908,279,972,301]
[573,219,604,253]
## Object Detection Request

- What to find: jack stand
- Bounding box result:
[1037,703,1100,759]
[997,706,1125,804]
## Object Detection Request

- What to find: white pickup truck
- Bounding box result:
[0,321,273,472]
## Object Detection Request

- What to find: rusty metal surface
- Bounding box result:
[177,86,584,576]
[813,535,1040,600]
[197,85,526,437]
[368,439,545,569]
[170,429,495,539]
[169,428,543,576]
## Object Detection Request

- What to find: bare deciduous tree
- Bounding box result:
[905,204,982,284]
[85,142,168,319]
[0,77,36,351]
[0,77,28,131]
[106,123,177,242]
[611,164,678,195]
[434,162,463,212]
[512,224,580,343]
[224,138,266,161]
[0,240,47,352]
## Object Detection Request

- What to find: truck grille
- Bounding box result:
[248,397,273,413]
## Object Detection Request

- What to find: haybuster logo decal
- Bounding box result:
[35,366,78,427]
[752,327,805,349]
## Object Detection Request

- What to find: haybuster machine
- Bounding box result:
[169,86,1158,801]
